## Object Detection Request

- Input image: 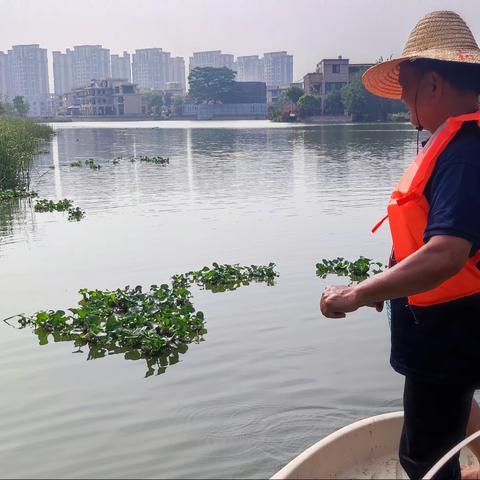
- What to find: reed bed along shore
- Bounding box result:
[0,117,53,192]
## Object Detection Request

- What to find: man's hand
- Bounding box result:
[320,285,360,318]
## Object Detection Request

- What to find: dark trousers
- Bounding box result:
[399,376,474,480]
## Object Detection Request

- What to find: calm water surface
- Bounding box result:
[0,120,422,479]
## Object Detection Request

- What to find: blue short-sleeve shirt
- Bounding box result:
[389,121,480,385]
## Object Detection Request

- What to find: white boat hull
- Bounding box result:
[272,411,479,479]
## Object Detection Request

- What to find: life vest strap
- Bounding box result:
[371,214,388,234]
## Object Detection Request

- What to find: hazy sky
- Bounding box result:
[2,0,480,85]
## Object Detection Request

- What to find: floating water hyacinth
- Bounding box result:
[175,262,278,293]
[15,263,278,377]
[316,257,386,282]
[85,158,101,169]
[34,198,85,222]
[0,189,38,202]
[138,155,169,165]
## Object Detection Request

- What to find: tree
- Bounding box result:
[188,67,236,104]
[13,96,29,116]
[284,86,304,104]
[324,90,344,115]
[172,96,185,115]
[297,94,321,117]
[145,93,164,115]
[341,78,367,118]
[0,100,14,116]
[341,75,406,121]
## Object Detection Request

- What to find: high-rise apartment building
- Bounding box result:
[263,51,293,87]
[132,48,171,91]
[70,45,111,89]
[53,45,110,94]
[168,57,186,92]
[111,51,131,82]
[7,44,50,116]
[189,50,235,72]
[235,55,264,82]
[0,51,8,99]
[52,49,73,95]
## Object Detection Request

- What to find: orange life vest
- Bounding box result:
[372,111,480,307]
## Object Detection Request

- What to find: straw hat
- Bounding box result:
[363,11,480,99]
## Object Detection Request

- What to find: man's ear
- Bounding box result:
[429,71,443,98]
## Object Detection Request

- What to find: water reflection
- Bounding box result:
[0,122,415,479]
[27,324,196,378]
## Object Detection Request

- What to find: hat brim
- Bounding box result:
[362,58,407,100]
[363,49,480,99]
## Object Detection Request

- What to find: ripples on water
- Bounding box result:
[0,121,420,478]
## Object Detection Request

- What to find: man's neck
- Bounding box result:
[428,99,479,133]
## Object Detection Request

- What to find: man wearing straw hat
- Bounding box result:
[320,11,480,480]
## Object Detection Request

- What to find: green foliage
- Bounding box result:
[138,155,169,165]
[18,283,205,357]
[341,75,406,121]
[284,86,304,104]
[17,262,278,375]
[67,207,85,221]
[13,96,29,116]
[145,93,164,115]
[0,101,14,115]
[316,257,386,281]
[188,67,236,104]
[268,106,283,122]
[70,160,82,167]
[172,95,185,114]
[34,198,85,221]
[34,198,73,212]
[0,189,38,202]
[85,158,101,169]
[324,90,345,115]
[173,262,278,293]
[0,117,53,191]
[297,94,321,117]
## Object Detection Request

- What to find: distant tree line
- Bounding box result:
[328,75,407,121]
[0,96,30,117]
[185,66,406,122]
[270,76,406,122]
[144,91,184,116]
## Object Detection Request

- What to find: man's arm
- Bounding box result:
[320,235,472,318]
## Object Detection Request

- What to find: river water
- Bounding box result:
[0,120,421,479]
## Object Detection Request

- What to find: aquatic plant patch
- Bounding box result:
[174,262,278,292]
[34,198,85,221]
[85,158,101,169]
[34,198,73,212]
[316,257,386,281]
[15,263,278,376]
[138,155,169,165]
[18,282,206,357]
[70,160,82,167]
[0,189,38,202]
[67,207,85,222]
